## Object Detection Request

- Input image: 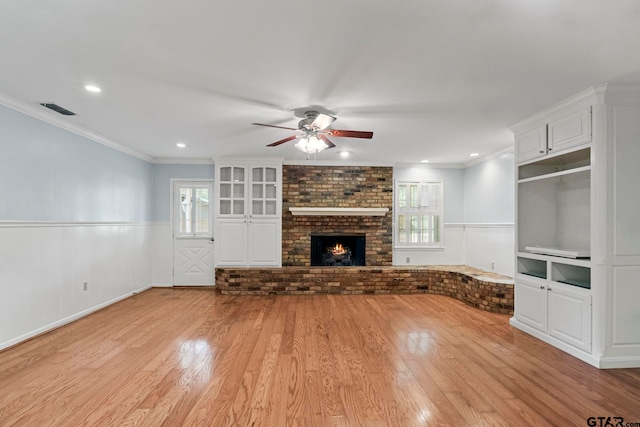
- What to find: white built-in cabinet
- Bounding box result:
[516,106,591,162]
[214,160,282,267]
[511,83,640,368]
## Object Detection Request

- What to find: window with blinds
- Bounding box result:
[395,181,444,247]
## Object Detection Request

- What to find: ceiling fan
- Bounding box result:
[252,110,373,154]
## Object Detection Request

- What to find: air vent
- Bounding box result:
[40,103,76,116]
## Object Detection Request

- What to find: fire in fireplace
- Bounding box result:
[310,234,365,266]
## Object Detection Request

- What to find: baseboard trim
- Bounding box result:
[597,356,640,369]
[0,285,152,352]
[509,317,600,368]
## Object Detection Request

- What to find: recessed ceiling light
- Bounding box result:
[469,152,480,157]
[421,159,430,163]
[84,85,102,93]
[176,143,186,148]
[340,151,349,158]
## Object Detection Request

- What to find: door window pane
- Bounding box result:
[180,188,193,234]
[194,188,210,233]
[176,183,213,237]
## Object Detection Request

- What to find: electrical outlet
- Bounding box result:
[491,261,495,270]
[83,281,88,291]
[406,257,410,264]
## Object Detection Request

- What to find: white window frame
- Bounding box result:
[394,180,444,249]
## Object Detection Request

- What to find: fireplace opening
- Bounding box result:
[311,234,366,266]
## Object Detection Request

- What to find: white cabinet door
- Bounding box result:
[516,126,547,163]
[248,219,281,266]
[548,284,592,352]
[515,278,548,332]
[216,219,247,266]
[547,107,591,154]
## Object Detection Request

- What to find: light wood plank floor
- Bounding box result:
[1,288,639,426]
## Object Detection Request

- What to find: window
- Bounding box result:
[175,182,212,237]
[395,181,443,247]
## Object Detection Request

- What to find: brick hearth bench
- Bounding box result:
[215,265,514,314]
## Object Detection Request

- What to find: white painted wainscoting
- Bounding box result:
[150,221,172,287]
[394,223,514,277]
[464,224,515,277]
[0,221,154,351]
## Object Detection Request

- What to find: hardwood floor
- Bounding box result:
[1,288,639,426]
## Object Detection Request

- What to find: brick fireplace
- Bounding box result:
[282,165,393,266]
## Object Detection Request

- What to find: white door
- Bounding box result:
[172,181,215,286]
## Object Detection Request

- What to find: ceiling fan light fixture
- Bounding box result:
[295,135,328,154]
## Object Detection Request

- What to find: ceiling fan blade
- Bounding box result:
[310,113,336,131]
[266,135,298,147]
[327,129,374,139]
[252,123,298,131]
[318,134,336,149]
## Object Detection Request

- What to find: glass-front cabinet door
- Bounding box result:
[250,166,278,216]
[218,166,246,216]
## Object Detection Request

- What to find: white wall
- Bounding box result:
[0,223,152,349]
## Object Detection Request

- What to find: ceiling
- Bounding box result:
[1,1,640,165]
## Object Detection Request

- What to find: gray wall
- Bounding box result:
[393,166,465,223]
[394,153,515,225]
[0,105,154,222]
[152,164,215,221]
[463,152,515,223]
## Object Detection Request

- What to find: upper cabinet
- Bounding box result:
[214,160,283,267]
[250,166,279,217]
[516,106,591,163]
[217,164,281,218]
[218,165,247,216]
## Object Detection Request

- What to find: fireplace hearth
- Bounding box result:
[311,234,365,266]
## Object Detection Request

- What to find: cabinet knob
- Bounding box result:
[540,286,545,290]
[539,150,545,154]
[548,288,552,291]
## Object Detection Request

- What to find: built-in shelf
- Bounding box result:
[289,207,389,216]
[518,256,547,279]
[552,262,591,289]
[518,147,591,180]
[518,165,591,184]
[517,253,591,289]
[525,246,590,259]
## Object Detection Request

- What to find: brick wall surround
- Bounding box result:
[215,266,515,314]
[282,165,393,266]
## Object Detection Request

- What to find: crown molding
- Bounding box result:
[0,92,153,162]
[463,146,514,168]
[510,83,608,133]
[394,162,464,169]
